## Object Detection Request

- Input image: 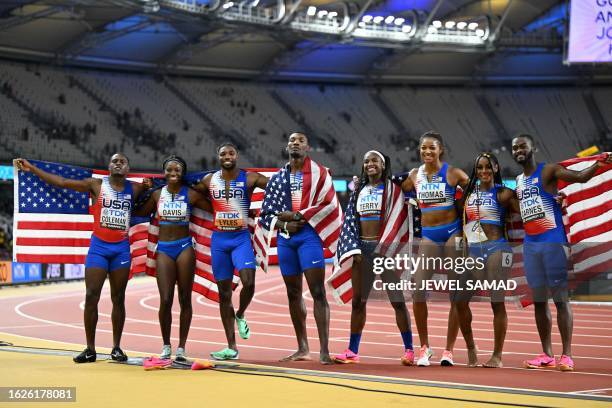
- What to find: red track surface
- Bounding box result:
[2,267,612,398]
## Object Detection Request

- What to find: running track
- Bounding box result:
[1,267,611,398]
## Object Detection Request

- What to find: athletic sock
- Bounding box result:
[400,330,413,350]
[348,333,362,354]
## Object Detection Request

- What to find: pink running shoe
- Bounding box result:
[143,356,172,371]
[440,350,454,367]
[523,354,556,369]
[333,349,359,364]
[401,349,415,366]
[558,355,574,372]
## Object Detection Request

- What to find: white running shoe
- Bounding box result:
[416,345,433,367]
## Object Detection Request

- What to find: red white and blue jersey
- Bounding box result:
[516,163,566,242]
[463,184,505,243]
[156,185,191,226]
[91,177,133,243]
[290,171,303,212]
[415,162,456,213]
[209,170,250,232]
[465,185,505,226]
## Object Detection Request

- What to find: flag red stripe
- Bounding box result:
[567,200,612,226]
[564,179,612,206]
[572,241,612,264]
[15,237,91,247]
[16,254,87,263]
[17,221,93,231]
[568,222,612,243]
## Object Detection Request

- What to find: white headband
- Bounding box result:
[364,150,386,168]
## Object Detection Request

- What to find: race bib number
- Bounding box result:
[464,220,488,244]
[100,207,129,231]
[417,182,446,204]
[519,195,545,223]
[215,211,244,230]
[501,251,513,268]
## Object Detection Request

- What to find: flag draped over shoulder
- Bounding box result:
[253,157,342,272]
[326,179,410,304]
[13,160,276,302]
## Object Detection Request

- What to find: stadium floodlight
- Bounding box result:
[423,15,489,45]
[161,0,209,13]
[352,9,417,41]
[139,0,160,13]
[290,2,349,34]
[218,0,285,24]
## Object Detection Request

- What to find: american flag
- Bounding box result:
[13,160,277,302]
[254,157,342,272]
[326,179,411,304]
[559,154,612,294]
[13,160,152,264]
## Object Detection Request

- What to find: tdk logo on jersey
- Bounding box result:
[517,186,539,200]
[217,212,241,219]
[102,198,131,211]
[212,189,244,200]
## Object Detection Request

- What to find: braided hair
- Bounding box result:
[462,152,506,242]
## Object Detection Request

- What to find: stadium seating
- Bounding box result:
[0,61,605,175]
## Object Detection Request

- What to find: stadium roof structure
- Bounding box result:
[0,0,610,83]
